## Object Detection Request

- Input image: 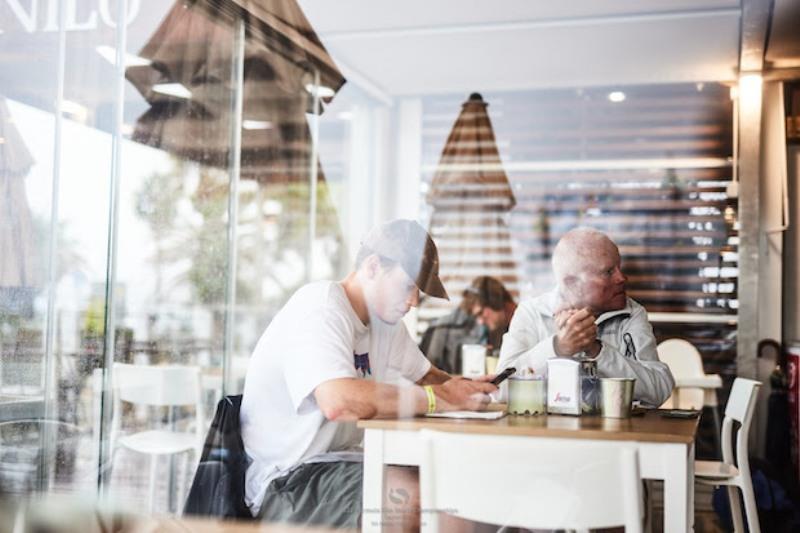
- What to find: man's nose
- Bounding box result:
[614,268,627,284]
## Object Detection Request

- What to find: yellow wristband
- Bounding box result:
[423,385,436,414]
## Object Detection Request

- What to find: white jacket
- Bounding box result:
[498,288,674,407]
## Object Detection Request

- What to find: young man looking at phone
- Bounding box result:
[241,219,497,531]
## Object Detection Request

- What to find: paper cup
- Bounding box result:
[600,378,635,418]
[461,344,486,378]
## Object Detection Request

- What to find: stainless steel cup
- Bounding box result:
[600,377,635,418]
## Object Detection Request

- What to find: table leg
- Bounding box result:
[362,429,385,533]
[662,443,695,533]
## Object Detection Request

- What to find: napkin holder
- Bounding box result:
[546,358,581,415]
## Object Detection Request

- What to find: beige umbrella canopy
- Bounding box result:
[125,0,345,182]
[0,96,38,316]
[427,93,516,209]
[423,93,518,318]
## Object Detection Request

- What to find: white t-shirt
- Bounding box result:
[240,281,431,515]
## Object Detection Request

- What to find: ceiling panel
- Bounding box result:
[299,0,741,95]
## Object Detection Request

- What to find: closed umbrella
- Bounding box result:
[423,93,518,322]
[125,0,345,182]
[0,96,38,317]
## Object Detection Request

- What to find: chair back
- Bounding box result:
[114,363,201,407]
[721,378,761,468]
[111,363,205,450]
[419,430,642,532]
[183,394,253,519]
[657,338,705,409]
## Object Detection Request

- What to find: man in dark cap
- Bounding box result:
[241,219,497,530]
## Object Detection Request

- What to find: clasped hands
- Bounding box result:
[553,307,601,358]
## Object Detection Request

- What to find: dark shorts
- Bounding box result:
[259,461,363,529]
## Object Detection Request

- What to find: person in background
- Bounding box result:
[420,275,517,374]
[498,227,674,406]
[240,219,497,532]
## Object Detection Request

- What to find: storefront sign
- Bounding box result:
[0,0,141,34]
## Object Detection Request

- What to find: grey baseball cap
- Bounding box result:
[361,219,449,300]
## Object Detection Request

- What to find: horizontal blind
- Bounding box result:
[418,84,736,378]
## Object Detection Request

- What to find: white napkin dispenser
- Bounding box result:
[546,358,581,415]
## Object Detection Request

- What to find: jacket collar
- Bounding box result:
[537,287,632,325]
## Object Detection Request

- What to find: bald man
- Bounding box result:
[498,227,674,406]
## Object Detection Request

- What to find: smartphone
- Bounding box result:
[660,409,700,419]
[491,367,516,386]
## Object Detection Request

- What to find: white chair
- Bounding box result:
[657,338,722,410]
[695,377,762,533]
[111,363,205,513]
[658,338,723,454]
[419,430,643,532]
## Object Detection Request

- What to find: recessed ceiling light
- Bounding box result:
[608,91,626,103]
[304,83,335,98]
[243,120,272,130]
[61,100,88,122]
[153,83,192,99]
[95,45,151,67]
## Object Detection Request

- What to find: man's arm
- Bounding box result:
[595,306,675,407]
[498,301,558,375]
[314,377,496,421]
[416,365,451,385]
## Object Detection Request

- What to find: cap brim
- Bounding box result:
[419,273,449,300]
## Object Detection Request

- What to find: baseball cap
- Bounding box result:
[360,219,449,300]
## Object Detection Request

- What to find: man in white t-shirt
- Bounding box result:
[241,219,497,530]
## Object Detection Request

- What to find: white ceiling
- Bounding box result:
[298,0,742,96]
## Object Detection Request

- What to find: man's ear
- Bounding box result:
[362,254,381,279]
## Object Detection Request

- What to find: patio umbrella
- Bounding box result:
[422,93,518,322]
[0,96,38,317]
[125,0,345,182]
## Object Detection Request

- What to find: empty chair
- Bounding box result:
[695,377,762,533]
[419,430,642,532]
[111,363,205,513]
[657,338,720,410]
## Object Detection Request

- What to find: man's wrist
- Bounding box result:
[423,385,437,414]
[587,339,603,357]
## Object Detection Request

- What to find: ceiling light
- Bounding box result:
[608,91,626,103]
[739,74,762,105]
[153,83,192,99]
[337,111,353,121]
[61,100,88,122]
[304,83,335,98]
[243,120,272,130]
[0,137,5,144]
[95,45,151,67]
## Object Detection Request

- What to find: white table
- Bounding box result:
[359,410,699,533]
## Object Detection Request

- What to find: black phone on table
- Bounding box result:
[660,409,700,419]
[490,367,516,386]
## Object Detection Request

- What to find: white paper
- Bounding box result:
[425,410,506,420]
